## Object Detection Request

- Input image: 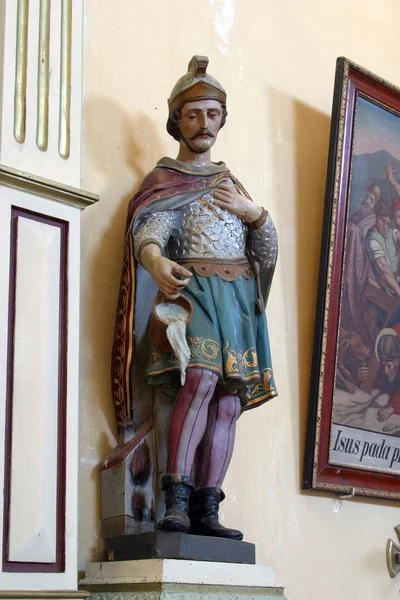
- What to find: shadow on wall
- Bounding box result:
[266,86,330,489]
[80,96,163,563]
[293,99,330,479]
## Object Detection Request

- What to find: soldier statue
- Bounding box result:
[111,56,278,541]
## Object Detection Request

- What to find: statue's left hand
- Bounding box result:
[211,181,262,223]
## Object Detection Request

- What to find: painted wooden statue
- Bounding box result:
[109,56,278,541]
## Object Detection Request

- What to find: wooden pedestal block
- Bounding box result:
[105,531,256,564]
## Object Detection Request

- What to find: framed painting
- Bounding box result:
[303,57,400,500]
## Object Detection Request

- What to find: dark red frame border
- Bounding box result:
[303,58,400,498]
[2,207,69,572]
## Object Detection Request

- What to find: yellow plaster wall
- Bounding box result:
[79,1,400,597]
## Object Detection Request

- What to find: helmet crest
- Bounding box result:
[168,55,226,114]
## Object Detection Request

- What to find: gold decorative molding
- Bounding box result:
[312,60,350,491]
[0,164,99,210]
[36,0,51,151]
[14,0,29,144]
[59,0,72,159]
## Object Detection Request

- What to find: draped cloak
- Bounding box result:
[111,158,277,428]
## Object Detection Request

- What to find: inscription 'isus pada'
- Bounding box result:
[331,426,400,471]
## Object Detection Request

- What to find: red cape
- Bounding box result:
[111,163,248,428]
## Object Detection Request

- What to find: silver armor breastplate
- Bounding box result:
[169,194,247,259]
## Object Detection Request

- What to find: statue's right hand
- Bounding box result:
[149,256,192,299]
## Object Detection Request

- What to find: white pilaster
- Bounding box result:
[0,0,83,186]
[0,0,98,593]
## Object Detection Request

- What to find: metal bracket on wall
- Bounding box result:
[338,487,355,500]
[386,525,400,578]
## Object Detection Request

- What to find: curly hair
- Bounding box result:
[166,103,228,141]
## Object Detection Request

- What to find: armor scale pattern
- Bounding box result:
[133,193,276,265]
[246,214,278,273]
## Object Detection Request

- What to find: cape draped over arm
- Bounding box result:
[111,166,235,428]
[111,164,276,428]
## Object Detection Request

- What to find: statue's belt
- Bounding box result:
[175,257,253,282]
[175,257,265,314]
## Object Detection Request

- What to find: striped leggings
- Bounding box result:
[166,368,241,488]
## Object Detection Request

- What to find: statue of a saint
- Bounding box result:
[111,56,278,541]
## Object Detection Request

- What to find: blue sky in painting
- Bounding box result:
[353,95,400,159]
[349,95,400,213]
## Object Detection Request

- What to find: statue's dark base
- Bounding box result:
[106,531,256,564]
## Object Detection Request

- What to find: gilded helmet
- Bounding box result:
[168,56,226,114]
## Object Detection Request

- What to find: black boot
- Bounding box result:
[157,474,194,533]
[189,487,243,540]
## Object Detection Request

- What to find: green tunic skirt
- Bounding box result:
[146,272,277,409]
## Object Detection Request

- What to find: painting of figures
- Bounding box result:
[304,58,400,498]
[333,97,400,450]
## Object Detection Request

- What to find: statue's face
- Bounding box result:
[179,99,223,152]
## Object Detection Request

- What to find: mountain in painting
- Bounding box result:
[348,150,400,215]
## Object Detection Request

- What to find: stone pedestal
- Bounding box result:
[80,559,287,600]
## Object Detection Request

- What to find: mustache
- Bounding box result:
[190,129,215,140]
